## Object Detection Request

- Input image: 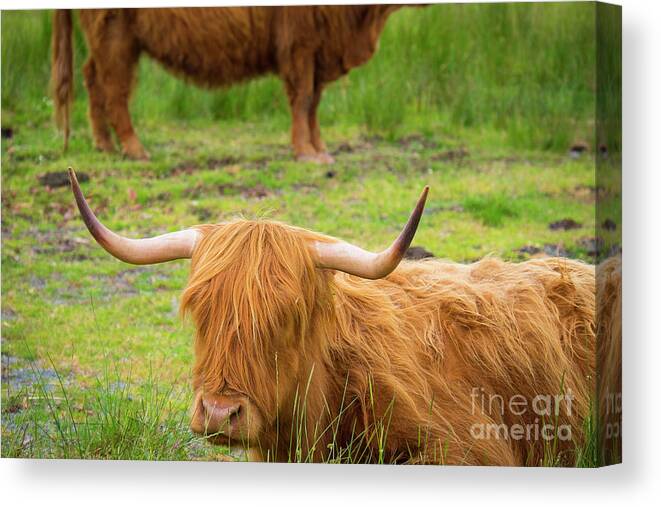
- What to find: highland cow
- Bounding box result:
[68,168,621,465]
[52,6,404,163]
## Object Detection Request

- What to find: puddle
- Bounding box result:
[1,353,70,394]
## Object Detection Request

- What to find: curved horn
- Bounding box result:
[68,167,200,265]
[312,186,429,279]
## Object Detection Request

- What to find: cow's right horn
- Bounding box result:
[311,186,429,279]
[68,167,200,264]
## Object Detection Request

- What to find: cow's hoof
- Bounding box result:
[316,152,335,164]
[296,153,335,164]
[121,138,150,160]
[296,153,319,163]
[94,140,116,153]
[127,152,150,161]
[123,147,150,161]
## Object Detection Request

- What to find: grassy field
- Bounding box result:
[1,5,619,464]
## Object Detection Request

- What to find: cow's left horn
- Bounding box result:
[312,186,429,279]
[68,167,200,264]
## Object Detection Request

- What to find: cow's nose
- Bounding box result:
[199,396,242,434]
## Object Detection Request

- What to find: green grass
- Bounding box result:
[2,348,226,461]
[1,4,619,464]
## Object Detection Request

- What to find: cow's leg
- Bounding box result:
[82,58,114,153]
[308,84,334,164]
[283,53,326,163]
[91,35,148,160]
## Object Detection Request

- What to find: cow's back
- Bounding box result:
[421,257,596,464]
[336,257,598,464]
[130,8,277,86]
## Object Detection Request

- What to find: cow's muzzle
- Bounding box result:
[190,391,261,445]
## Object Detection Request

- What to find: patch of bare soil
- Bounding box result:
[424,203,464,215]
[398,134,437,150]
[515,244,571,258]
[516,245,542,256]
[361,134,384,146]
[38,171,89,189]
[571,184,603,203]
[181,183,204,199]
[183,180,275,200]
[21,227,91,260]
[61,267,173,303]
[2,306,17,321]
[431,148,470,162]
[332,142,355,155]
[218,183,273,199]
[42,201,78,225]
[207,156,241,169]
[291,183,319,194]
[330,136,382,156]
[542,243,571,257]
[602,218,617,231]
[606,245,622,257]
[577,237,604,258]
[190,206,214,222]
[12,150,61,163]
[168,161,199,177]
[33,237,91,257]
[89,272,139,298]
[241,184,271,199]
[568,141,589,159]
[405,246,435,260]
[549,218,582,231]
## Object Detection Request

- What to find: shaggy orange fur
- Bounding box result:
[51,6,403,162]
[181,219,621,465]
[596,256,622,463]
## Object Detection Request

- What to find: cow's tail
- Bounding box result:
[596,255,622,464]
[51,9,74,151]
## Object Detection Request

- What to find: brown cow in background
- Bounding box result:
[51,6,404,163]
